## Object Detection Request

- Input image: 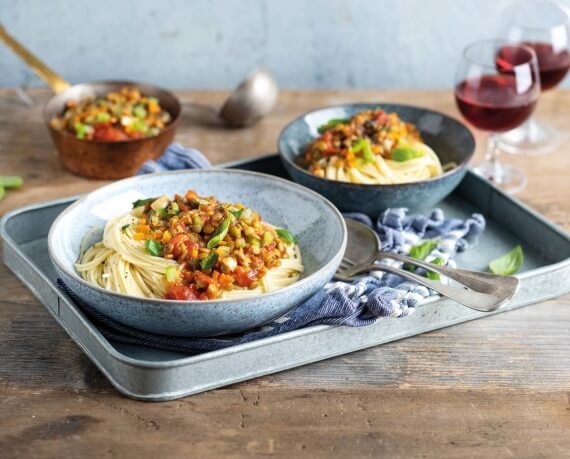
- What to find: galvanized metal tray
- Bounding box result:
[2,154,570,401]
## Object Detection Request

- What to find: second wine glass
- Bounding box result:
[455,40,540,194]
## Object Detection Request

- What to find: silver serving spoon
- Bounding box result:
[336,218,519,312]
[187,68,279,128]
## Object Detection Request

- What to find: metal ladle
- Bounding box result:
[186,68,279,128]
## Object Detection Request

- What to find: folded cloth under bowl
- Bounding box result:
[57,144,485,354]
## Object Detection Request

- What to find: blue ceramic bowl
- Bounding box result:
[48,170,346,337]
[278,103,475,215]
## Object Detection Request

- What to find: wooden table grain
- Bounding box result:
[0,88,569,459]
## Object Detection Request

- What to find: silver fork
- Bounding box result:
[335,219,520,313]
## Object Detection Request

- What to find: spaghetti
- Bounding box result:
[76,191,303,300]
[302,109,450,184]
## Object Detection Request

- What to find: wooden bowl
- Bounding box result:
[43,81,181,179]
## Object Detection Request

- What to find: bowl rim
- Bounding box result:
[48,168,347,305]
[42,80,182,145]
[277,102,475,189]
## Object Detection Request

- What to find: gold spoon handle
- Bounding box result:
[0,24,70,94]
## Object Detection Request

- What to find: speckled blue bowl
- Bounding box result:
[48,170,346,337]
[278,103,475,215]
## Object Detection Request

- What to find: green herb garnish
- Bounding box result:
[121,224,130,232]
[133,105,147,119]
[96,112,110,123]
[200,252,218,270]
[165,265,177,283]
[167,202,180,215]
[144,239,164,257]
[404,240,438,271]
[0,176,23,188]
[489,245,524,276]
[74,122,88,139]
[132,197,156,209]
[276,228,298,244]
[317,118,350,134]
[0,187,4,201]
[351,138,374,163]
[426,257,445,280]
[206,215,231,249]
[230,208,244,219]
[391,146,424,162]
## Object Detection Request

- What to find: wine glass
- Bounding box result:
[455,40,540,194]
[498,1,570,155]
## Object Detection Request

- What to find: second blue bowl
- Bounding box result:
[278,103,475,215]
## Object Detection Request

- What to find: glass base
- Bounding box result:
[473,162,527,194]
[497,118,560,155]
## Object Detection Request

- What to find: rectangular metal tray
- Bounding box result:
[2,154,570,401]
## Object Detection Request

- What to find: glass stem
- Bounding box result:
[485,134,503,185]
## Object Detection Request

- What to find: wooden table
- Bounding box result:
[1,89,569,458]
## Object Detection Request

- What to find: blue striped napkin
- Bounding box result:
[57,145,485,354]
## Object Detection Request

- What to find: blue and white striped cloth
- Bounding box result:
[57,145,486,354]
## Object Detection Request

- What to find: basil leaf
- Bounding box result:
[230,208,244,219]
[404,240,438,271]
[206,215,231,249]
[391,146,424,162]
[144,239,164,257]
[200,252,218,270]
[317,118,350,134]
[426,257,445,280]
[132,197,156,209]
[489,245,524,276]
[276,228,298,244]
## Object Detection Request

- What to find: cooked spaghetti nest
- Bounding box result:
[75,190,303,301]
[302,109,453,184]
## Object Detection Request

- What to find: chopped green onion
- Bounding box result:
[167,202,180,215]
[206,215,231,249]
[131,119,149,133]
[276,228,298,244]
[74,122,88,139]
[133,105,147,119]
[489,245,524,276]
[391,146,424,162]
[0,186,4,201]
[144,239,164,257]
[195,198,210,206]
[200,252,218,270]
[351,138,374,163]
[132,197,156,209]
[317,118,350,134]
[0,176,23,189]
[165,266,177,283]
[96,112,110,123]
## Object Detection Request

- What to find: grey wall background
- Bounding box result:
[1,0,570,89]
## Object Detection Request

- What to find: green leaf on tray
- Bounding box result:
[404,240,438,272]
[426,257,445,280]
[489,245,524,276]
[144,239,164,257]
[276,228,298,244]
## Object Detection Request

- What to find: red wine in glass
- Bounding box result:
[525,42,570,90]
[455,75,538,132]
[496,42,570,90]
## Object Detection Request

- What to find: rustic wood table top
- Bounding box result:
[0,88,569,458]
